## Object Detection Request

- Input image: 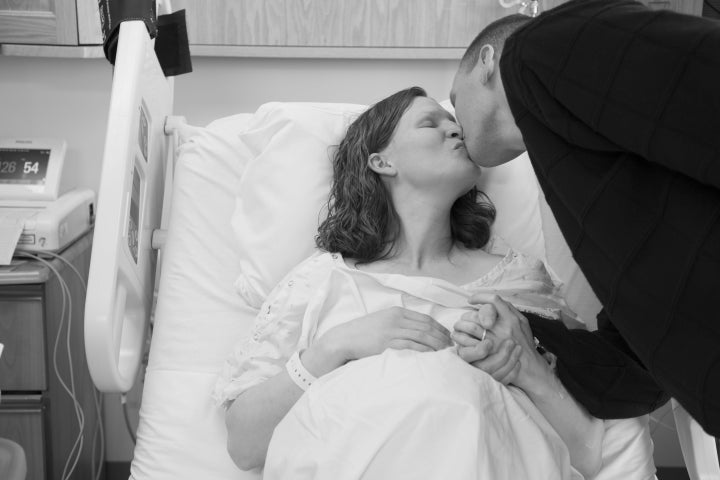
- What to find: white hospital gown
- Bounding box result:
[214,249,655,480]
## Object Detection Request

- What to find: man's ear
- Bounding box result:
[476,44,497,85]
[368,153,397,177]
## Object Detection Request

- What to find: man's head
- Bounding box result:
[451,14,530,167]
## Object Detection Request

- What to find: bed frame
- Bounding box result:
[82,12,719,480]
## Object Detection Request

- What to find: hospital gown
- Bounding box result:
[214,248,656,480]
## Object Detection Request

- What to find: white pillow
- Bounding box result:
[230,102,366,308]
[226,101,600,325]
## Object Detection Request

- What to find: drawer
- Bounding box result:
[0,396,46,480]
[0,287,46,391]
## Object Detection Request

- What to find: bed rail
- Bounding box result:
[85,18,174,393]
[672,399,720,480]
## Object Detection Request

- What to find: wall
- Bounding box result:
[0,54,686,467]
[0,55,459,191]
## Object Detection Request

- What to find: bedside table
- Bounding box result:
[0,231,103,480]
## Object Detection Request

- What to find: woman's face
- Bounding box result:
[381,96,480,197]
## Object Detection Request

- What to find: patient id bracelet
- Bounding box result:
[286,350,318,391]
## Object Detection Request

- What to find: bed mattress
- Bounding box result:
[130,115,261,480]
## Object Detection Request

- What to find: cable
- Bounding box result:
[26,250,87,291]
[90,387,105,480]
[19,253,84,480]
[18,250,106,480]
[121,394,138,444]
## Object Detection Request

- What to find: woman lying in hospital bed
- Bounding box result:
[213,87,651,480]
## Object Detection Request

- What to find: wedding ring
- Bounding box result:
[481,328,487,342]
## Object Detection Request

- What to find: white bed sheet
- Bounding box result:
[130,114,261,480]
[129,113,657,480]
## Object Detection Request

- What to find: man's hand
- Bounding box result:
[458,293,555,393]
[453,302,523,385]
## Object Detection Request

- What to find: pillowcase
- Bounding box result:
[230,102,366,308]
[225,101,600,325]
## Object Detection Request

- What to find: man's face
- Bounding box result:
[451,56,525,168]
[450,67,500,167]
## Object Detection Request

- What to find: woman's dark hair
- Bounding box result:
[316,86,495,263]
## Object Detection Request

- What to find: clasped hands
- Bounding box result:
[453,293,554,392]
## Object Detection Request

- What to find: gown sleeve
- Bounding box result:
[212,252,334,408]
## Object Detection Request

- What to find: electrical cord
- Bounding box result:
[23,250,145,452]
[121,393,138,444]
[22,250,106,480]
[16,251,105,480]
[17,253,84,480]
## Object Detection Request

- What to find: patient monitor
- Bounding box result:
[0,138,95,260]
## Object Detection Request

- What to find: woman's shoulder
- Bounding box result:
[294,250,337,274]
[462,236,555,287]
[271,250,338,293]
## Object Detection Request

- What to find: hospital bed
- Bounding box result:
[83,11,720,480]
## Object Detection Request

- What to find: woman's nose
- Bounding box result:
[447,124,464,140]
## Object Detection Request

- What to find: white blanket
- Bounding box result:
[267,348,580,480]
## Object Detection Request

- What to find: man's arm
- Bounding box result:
[455,300,669,418]
[528,310,670,419]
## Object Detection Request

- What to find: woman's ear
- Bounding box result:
[368,153,397,177]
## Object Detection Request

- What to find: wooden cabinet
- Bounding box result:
[542,0,702,15]
[0,232,103,480]
[170,0,704,58]
[174,0,511,48]
[0,0,79,44]
[0,0,706,58]
[636,0,703,15]
[0,0,102,48]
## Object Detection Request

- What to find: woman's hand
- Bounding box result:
[303,307,453,376]
[454,294,554,393]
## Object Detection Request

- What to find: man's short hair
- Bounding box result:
[460,14,531,72]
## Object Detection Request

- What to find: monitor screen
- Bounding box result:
[0,148,50,185]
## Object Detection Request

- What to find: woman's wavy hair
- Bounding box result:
[316,86,495,263]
